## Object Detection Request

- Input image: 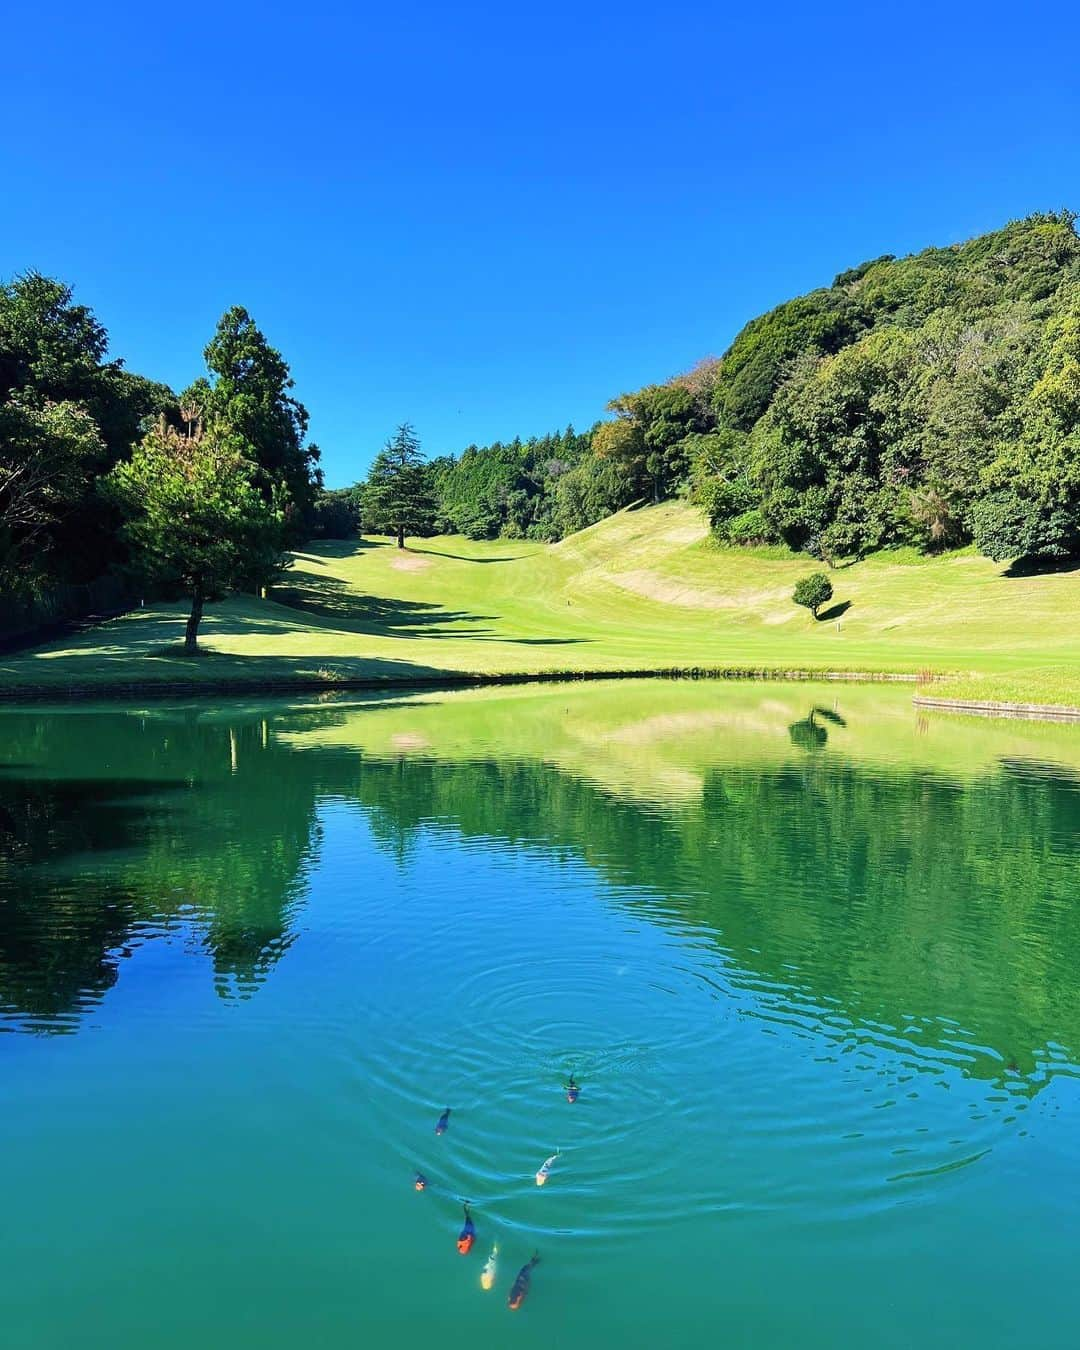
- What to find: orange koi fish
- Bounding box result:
[457,1203,475,1255]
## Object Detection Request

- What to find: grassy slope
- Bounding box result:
[2,502,1078,703]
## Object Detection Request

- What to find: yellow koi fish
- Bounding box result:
[480,1242,498,1290]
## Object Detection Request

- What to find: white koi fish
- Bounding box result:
[535,1151,559,1186]
[480,1242,498,1290]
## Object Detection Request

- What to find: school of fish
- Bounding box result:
[412,1073,581,1311]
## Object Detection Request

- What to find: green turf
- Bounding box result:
[2,502,1078,707]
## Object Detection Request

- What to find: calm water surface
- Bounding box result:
[2,681,1079,1348]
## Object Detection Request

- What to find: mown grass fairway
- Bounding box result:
[2,502,1078,705]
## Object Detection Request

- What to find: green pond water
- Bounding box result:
[2,680,1080,1348]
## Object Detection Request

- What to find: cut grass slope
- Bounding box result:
[2,502,1078,704]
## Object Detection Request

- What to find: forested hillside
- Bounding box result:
[423,212,1080,562]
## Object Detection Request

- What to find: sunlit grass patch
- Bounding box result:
[1,502,1078,708]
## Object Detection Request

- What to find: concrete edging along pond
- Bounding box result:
[913,695,1080,723]
[0,666,919,705]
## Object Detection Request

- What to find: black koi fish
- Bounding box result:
[507,1252,540,1310]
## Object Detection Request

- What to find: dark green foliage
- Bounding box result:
[182,307,321,538]
[310,487,361,539]
[0,274,174,624]
[362,424,438,548]
[550,451,638,536]
[714,291,869,432]
[1,277,326,639]
[970,302,1080,561]
[429,426,593,540]
[689,211,1080,564]
[792,572,834,618]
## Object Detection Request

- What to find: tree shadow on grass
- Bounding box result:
[479,637,589,645]
[293,537,384,562]
[4,641,467,692]
[1003,555,1080,579]
[273,569,501,639]
[817,600,852,622]
[410,547,529,564]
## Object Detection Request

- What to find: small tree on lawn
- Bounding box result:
[105,416,287,653]
[362,423,436,548]
[793,572,834,619]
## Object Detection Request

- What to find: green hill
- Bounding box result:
[3,501,1078,707]
[427,212,1080,565]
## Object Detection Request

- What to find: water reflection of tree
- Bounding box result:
[788,705,847,751]
[0,713,319,1025]
[4,705,1080,1099]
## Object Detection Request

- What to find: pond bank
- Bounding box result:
[0,665,920,705]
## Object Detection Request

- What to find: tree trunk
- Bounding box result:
[397,525,405,549]
[185,586,204,654]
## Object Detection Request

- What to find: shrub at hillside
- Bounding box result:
[793,573,834,618]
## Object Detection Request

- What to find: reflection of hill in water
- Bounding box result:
[344,751,1080,1089]
[2,687,1079,1095]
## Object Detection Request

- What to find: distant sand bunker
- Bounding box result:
[390,732,431,751]
[391,554,432,572]
[608,569,790,612]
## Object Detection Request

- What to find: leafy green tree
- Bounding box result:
[595,383,704,504]
[0,397,105,591]
[592,414,650,497]
[1,273,173,596]
[362,423,437,548]
[792,572,834,618]
[310,486,361,539]
[752,331,921,558]
[551,452,636,536]
[972,303,1080,561]
[183,307,320,536]
[714,289,870,431]
[105,417,287,652]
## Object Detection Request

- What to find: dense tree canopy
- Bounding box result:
[1,278,320,638]
[0,274,172,616]
[714,212,1080,562]
[105,417,288,652]
[362,424,437,547]
[428,425,598,540]
[182,306,321,537]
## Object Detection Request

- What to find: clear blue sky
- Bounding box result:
[3,1,1078,486]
